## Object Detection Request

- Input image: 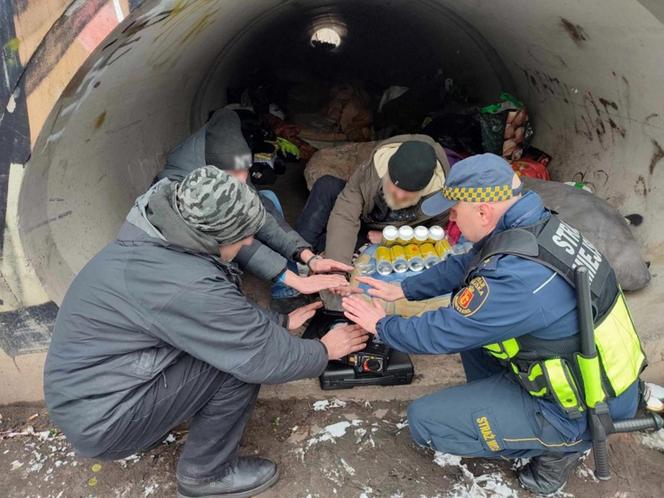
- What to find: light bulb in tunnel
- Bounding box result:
[310,27,341,49]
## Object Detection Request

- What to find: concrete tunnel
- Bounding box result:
[1,0,664,403]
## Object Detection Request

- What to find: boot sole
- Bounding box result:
[177,469,279,498]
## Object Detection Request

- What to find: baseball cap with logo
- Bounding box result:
[421,153,522,216]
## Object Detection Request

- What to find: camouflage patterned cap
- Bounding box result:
[174,166,266,245]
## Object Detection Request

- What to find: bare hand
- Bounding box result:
[309,257,353,274]
[328,284,363,297]
[342,296,386,335]
[356,276,405,302]
[289,274,349,294]
[288,301,323,330]
[367,230,383,244]
[320,323,370,360]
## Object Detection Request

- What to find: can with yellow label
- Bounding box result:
[405,244,425,272]
[390,245,409,273]
[397,225,414,245]
[420,243,439,268]
[375,246,394,275]
[428,225,445,243]
[381,226,399,247]
[414,226,429,244]
[435,239,452,260]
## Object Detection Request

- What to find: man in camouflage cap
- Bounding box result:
[175,165,267,248]
[43,167,368,498]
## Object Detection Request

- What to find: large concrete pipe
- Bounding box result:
[1,0,663,403]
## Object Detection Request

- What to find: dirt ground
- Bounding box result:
[1,399,663,498]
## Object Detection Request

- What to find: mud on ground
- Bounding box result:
[1,399,663,498]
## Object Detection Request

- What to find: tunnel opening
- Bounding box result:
[16,0,664,376]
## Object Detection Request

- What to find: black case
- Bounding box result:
[303,310,414,390]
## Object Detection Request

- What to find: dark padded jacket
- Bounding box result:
[43,182,327,457]
[157,123,310,281]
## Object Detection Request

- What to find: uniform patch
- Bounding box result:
[453,276,490,317]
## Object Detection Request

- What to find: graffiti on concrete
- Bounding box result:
[520,66,628,147]
[0,0,30,254]
[0,301,57,357]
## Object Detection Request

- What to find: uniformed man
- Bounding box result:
[342,153,645,494]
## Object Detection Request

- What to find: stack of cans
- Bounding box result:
[373,225,465,276]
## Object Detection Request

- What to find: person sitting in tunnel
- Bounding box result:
[43,167,369,498]
[340,154,645,495]
[157,108,352,307]
[296,135,451,265]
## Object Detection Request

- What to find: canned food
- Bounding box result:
[420,243,439,268]
[428,225,445,243]
[375,246,394,276]
[435,239,452,260]
[355,260,376,275]
[414,226,429,243]
[381,225,399,246]
[397,225,414,245]
[390,245,409,273]
[405,244,424,272]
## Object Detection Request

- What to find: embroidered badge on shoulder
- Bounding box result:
[453,276,490,317]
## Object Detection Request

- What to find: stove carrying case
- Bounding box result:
[302,309,414,390]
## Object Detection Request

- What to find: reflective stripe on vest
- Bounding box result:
[472,214,646,416]
[483,290,644,416]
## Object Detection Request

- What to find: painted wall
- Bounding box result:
[0,0,137,402]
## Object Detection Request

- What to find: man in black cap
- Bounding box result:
[296,135,451,265]
[157,109,352,307]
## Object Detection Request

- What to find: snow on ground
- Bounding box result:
[433,452,519,498]
[312,398,347,411]
[640,428,664,452]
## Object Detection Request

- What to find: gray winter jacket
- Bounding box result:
[43,181,328,457]
[158,122,311,281]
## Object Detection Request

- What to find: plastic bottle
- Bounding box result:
[428,225,445,243]
[397,225,414,245]
[390,245,409,273]
[405,244,425,272]
[375,246,394,276]
[435,239,452,260]
[420,243,439,268]
[381,225,399,246]
[414,226,429,244]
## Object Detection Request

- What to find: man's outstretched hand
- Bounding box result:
[308,257,353,274]
[342,295,386,335]
[286,272,349,294]
[356,276,405,302]
[320,323,369,360]
[288,301,323,330]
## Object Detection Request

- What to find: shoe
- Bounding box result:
[177,456,279,498]
[518,452,583,496]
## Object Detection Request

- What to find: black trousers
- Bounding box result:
[99,354,260,484]
[296,175,347,252]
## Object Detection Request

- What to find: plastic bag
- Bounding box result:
[479,92,533,160]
